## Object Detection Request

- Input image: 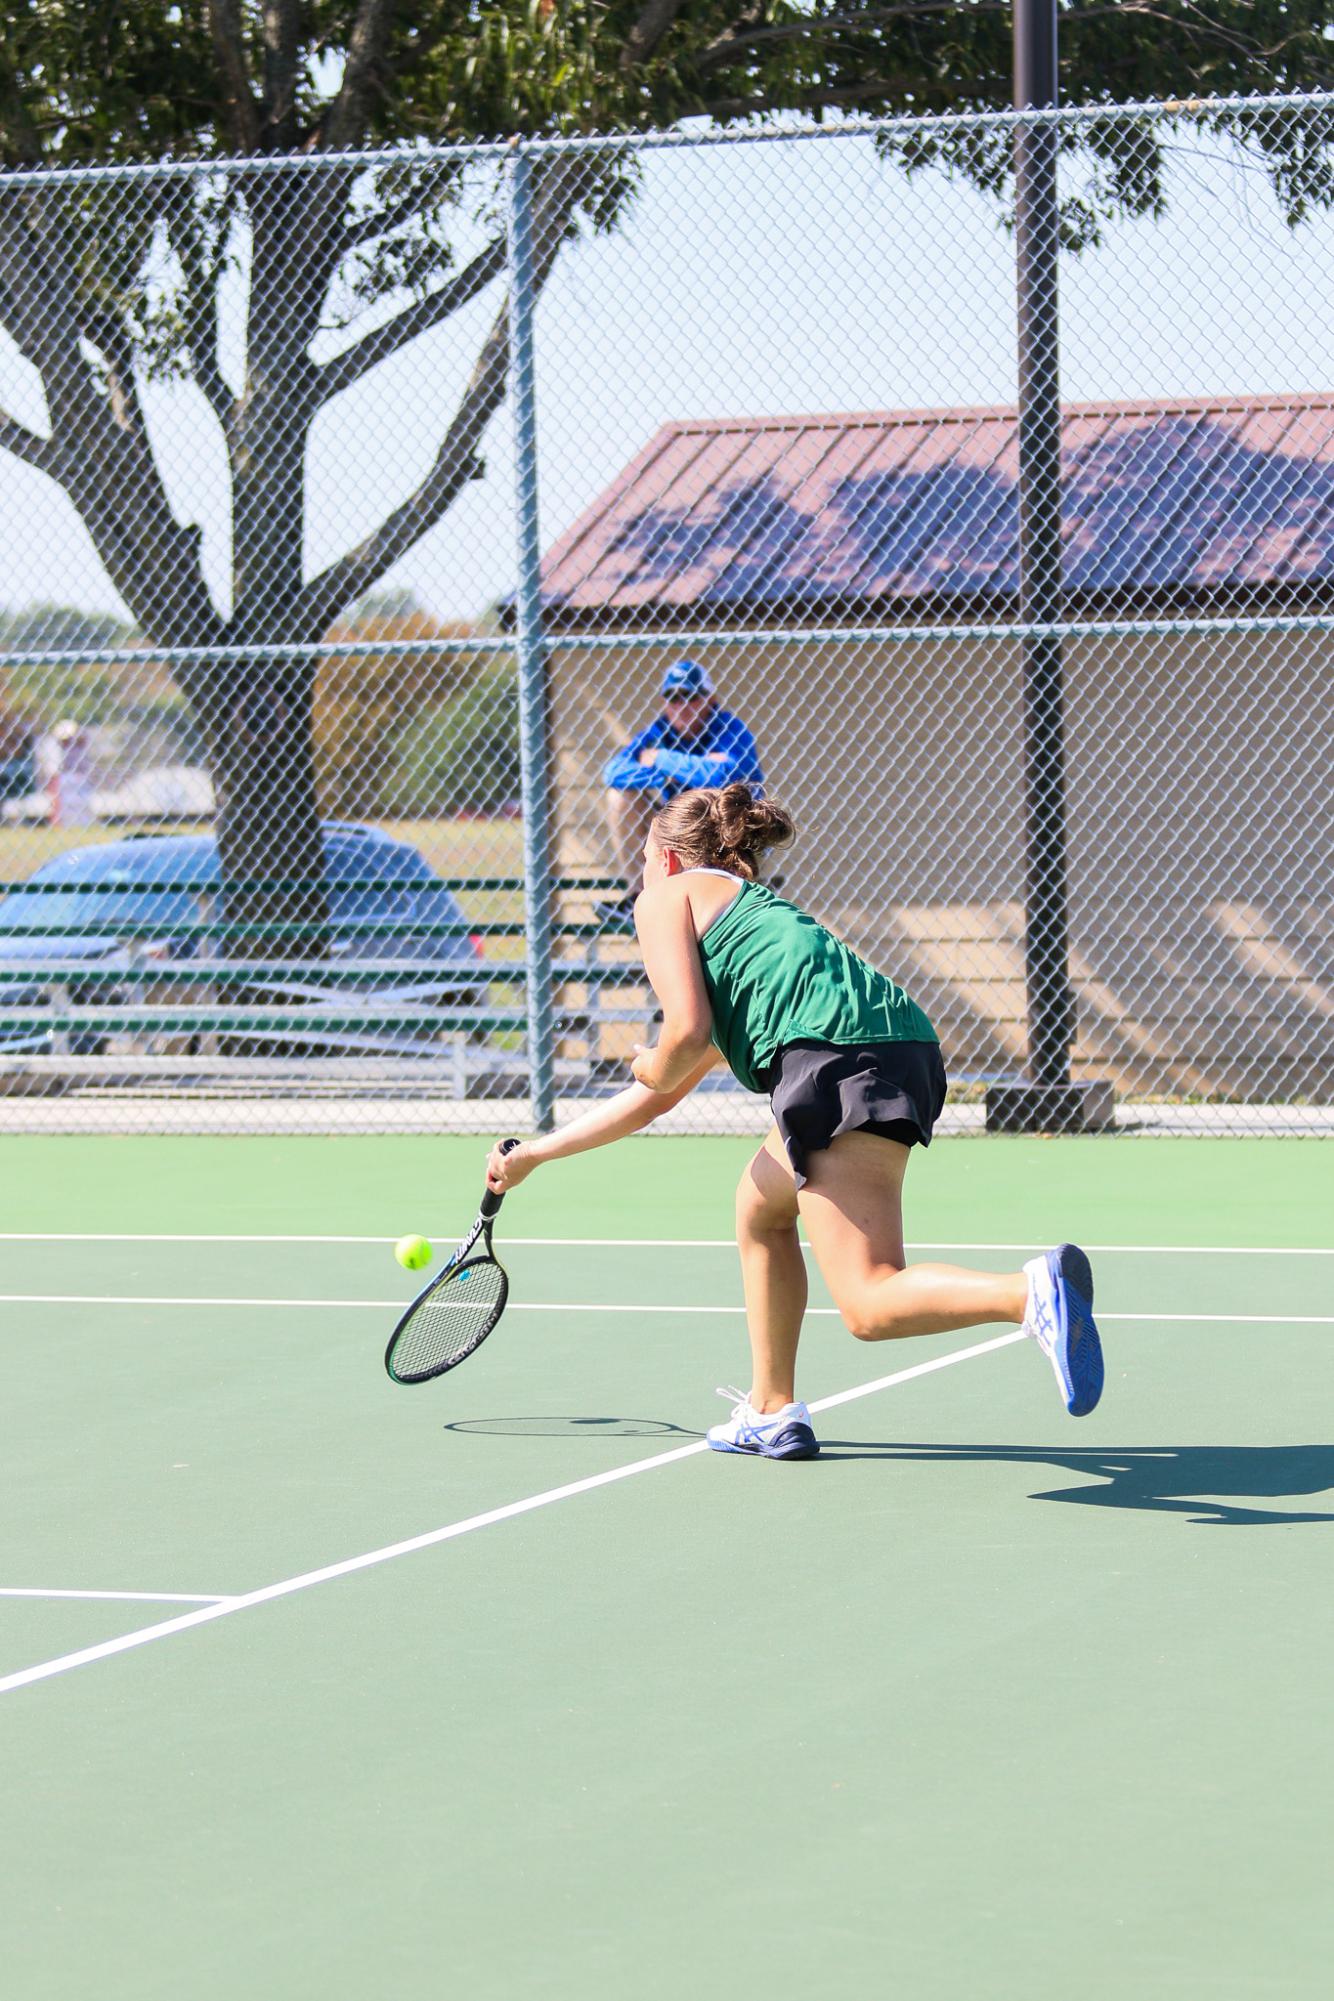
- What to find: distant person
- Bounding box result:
[597,660,761,924]
[47,719,95,827]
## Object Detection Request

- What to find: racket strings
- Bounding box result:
[389,1256,507,1381]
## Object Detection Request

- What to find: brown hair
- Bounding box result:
[650,783,794,881]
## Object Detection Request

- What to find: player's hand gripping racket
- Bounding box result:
[384,1138,521,1385]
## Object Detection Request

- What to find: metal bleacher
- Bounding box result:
[0,873,653,1099]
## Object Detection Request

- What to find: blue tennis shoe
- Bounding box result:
[1022,1243,1104,1417]
[707,1387,820,1460]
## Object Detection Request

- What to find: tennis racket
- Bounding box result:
[384,1138,521,1386]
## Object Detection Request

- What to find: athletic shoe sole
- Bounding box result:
[1052,1242,1104,1417]
[707,1423,821,1461]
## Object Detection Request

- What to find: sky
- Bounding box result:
[2,118,1334,632]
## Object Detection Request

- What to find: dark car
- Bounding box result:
[0,823,488,1058]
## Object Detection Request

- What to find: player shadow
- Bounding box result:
[442,1415,705,1440]
[812,1441,1334,1526]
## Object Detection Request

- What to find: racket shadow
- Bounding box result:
[442,1415,706,1441]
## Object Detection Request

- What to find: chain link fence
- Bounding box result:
[0,96,1331,1134]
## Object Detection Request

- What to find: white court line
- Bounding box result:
[0,1233,1330,1255]
[1,1294,792,1312]
[0,1294,1330,1325]
[1106,1313,1333,1324]
[509,1239,1334,1257]
[0,1332,1025,1698]
[0,1588,231,1604]
[0,1233,396,1244]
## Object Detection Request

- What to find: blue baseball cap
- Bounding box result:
[661,659,713,698]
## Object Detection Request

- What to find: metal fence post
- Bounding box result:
[988,0,1112,1133]
[507,144,556,1132]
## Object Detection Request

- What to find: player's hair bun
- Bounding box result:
[710,783,794,877]
[651,782,794,881]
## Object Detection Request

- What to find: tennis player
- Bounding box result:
[486,782,1103,1461]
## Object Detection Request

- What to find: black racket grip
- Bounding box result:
[480,1136,522,1218]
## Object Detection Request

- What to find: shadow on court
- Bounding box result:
[443,1415,704,1440]
[814,1441,1334,1525]
[438,1423,1334,1524]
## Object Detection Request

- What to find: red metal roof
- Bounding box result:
[539,396,1334,624]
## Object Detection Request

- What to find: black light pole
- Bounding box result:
[988,0,1112,1132]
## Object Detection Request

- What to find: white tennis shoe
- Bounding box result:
[1022,1243,1104,1416]
[707,1386,820,1460]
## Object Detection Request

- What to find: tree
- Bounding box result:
[378,661,522,820]
[2,3,1334,942]
[313,599,486,817]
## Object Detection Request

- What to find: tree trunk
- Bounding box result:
[207,172,331,962]
[196,659,329,956]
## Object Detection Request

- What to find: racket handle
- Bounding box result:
[480,1135,522,1218]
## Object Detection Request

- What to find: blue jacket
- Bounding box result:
[603,705,762,798]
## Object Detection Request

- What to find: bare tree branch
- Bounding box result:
[621,0,692,72]
[699,4,980,70]
[78,283,211,498]
[80,309,170,453]
[263,1,302,148]
[0,406,63,476]
[0,199,219,644]
[299,161,581,633]
[0,272,45,366]
[342,197,434,250]
[1111,0,1289,64]
[170,203,237,429]
[316,234,508,403]
[298,316,504,634]
[322,0,397,150]
[693,2,766,73]
[206,0,261,151]
[697,0,1288,73]
[189,338,235,430]
[0,203,106,437]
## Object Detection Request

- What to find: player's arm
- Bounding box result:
[630,877,716,1092]
[487,1053,718,1191]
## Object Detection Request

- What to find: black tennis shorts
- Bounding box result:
[766,1039,948,1189]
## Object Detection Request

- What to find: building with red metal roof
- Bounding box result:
[541,396,1334,626]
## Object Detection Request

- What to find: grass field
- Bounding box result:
[0,816,528,884]
[0,1134,1330,2000]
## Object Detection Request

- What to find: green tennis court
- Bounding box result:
[1,1134,1330,2000]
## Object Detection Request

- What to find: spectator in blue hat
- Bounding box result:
[597,660,763,924]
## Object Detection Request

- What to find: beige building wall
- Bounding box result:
[547,629,1334,1102]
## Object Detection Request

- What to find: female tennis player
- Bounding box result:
[486,783,1103,1461]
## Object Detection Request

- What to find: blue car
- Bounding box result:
[0,823,489,1058]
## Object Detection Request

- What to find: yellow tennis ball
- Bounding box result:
[394,1234,432,1272]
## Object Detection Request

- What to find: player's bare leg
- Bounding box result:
[798,1130,1028,1336]
[733,1129,806,1411]
[708,1130,819,1459]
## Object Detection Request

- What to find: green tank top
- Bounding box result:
[696,879,937,1095]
